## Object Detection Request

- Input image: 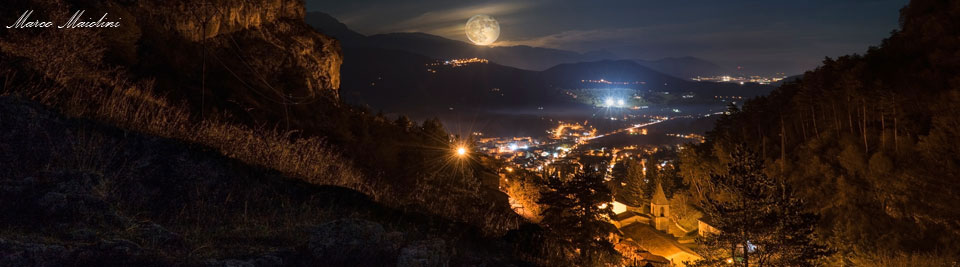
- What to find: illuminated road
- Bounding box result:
[581,119,665,141]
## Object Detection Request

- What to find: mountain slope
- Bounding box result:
[1,0,548,264]
[684,0,960,262]
[339,53,774,129]
[635,57,730,79]
[306,12,738,78]
[305,12,614,71]
[304,11,367,45]
[0,96,532,266]
[542,60,689,88]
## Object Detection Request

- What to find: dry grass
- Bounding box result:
[850,252,959,267]
[1,68,374,200]
[1,69,532,241]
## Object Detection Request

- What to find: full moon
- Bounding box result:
[465,15,499,46]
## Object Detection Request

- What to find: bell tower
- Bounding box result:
[650,182,670,231]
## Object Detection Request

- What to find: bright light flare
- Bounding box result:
[603,97,625,107]
[456,147,468,156]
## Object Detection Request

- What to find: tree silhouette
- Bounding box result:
[619,159,645,206]
[538,170,621,266]
[696,145,829,266]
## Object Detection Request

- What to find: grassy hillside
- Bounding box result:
[0,96,530,265]
[0,0,568,265]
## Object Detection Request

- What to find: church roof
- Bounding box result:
[652,182,669,205]
[621,224,702,263]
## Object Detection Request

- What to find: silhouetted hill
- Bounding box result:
[362,32,607,71]
[635,56,730,79]
[304,11,367,45]
[306,12,616,71]
[340,46,558,112]
[0,95,531,266]
[306,12,741,78]
[341,52,773,116]
[541,60,771,99]
[542,60,689,88]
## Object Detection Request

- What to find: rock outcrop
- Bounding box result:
[1,0,341,110]
[122,0,343,95]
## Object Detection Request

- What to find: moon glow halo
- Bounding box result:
[465,15,499,46]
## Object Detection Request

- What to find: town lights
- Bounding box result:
[603,97,625,107]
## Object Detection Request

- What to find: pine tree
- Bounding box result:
[394,115,412,130]
[619,159,645,206]
[642,158,659,198]
[696,145,829,267]
[538,170,621,266]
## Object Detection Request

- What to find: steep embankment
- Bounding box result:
[1,0,533,265]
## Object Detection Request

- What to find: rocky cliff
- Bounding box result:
[1,0,341,108]
[131,0,341,96]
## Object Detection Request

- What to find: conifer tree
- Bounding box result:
[538,170,621,266]
[619,159,646,206]
[696,145,829,267]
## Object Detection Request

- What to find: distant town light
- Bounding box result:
[617,99,625,107]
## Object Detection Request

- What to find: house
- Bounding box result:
[697,216,720,237]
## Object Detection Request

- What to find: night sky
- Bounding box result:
[306,0,907,75]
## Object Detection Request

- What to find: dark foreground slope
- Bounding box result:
[0,96,530,266]
[0,0,549,265]
[0,0,528,232]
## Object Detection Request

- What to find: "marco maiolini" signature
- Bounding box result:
[6,10,121,29]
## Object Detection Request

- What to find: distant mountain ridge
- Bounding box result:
[543,60,689,88]
[338,47,773,114]
[306,11,728,76]
[635,57,730,79]
[306,11,773,134]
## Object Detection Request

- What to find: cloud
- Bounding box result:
[381,2,533,38]
[498,20,866,60]
[496,28,650,50]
